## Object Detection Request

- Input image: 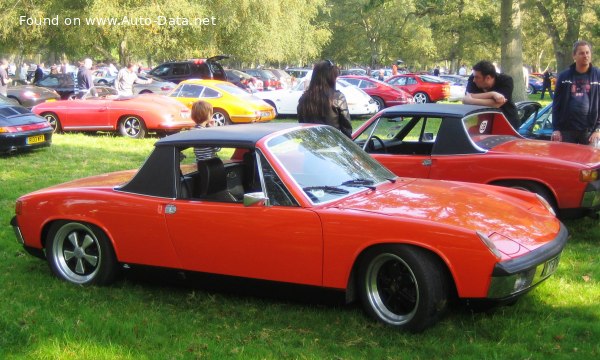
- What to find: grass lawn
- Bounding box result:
[1,109,598,359]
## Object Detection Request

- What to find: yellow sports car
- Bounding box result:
[169,79,276,125]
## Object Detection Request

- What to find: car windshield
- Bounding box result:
[265,126,395,204]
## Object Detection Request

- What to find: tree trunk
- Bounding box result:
[501,0,527,102]
[534,0,584,72]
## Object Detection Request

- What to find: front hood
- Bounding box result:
[334,178,559,250]
[492,139,600,166]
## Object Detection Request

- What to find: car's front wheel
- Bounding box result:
[413,92,430,104]
[45,221,118,286]
[527,85,534,94]
[119,115,147,139]
[357,245,448,332]
[42,112,62,132]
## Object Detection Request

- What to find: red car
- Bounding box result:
[32,86,195,139]
[339,75,413,111]
[12,123,566,332]
[385,74,450,103]
[352,103,600,218]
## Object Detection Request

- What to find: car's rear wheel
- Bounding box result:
[45,221,118,286]
[357,245,448,332]
[42,112,62,132]
[212,109,232,126]
[413,92,430,104]
[119,115,147,139]
[371,96,385,111]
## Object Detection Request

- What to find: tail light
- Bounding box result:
[161,86,173,91]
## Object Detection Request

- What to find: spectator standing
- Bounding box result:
[541,70,553,100]
[433,66,440,76]
[551,40,600,146]
[297,59,352,138]
[108,63,118,76]
[392,63,398,76]
[115,63,152,96]
[458,64,467,76]
[462,60,520,129]
[33,63,45,84]
[0,59,12,96]
[377,69,385,81]
[77,58,94,92]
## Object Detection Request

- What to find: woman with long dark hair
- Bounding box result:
[297,60,352,137]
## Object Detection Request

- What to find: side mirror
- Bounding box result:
[244,192,268,207]
[422,132,434,141]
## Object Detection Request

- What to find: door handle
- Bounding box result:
[422,159,432,166]
[165,204,177,214]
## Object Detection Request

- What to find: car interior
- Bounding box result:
[178,147,297,206]
[354,116,442,155]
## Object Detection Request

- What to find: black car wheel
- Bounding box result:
[45,221,118,286]
[119,115,147,139]
[358,245,448,332]
[212,109,232,126]
[42,112,62,132]
[413,92,430,104]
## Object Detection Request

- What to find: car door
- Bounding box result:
[164,150,324,286]
[64,89,111,129]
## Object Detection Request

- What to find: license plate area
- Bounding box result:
[27,135,45,144]
[541,255,560,278]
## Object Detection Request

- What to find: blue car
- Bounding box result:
[527,76,544,94]
[517,101,551,140]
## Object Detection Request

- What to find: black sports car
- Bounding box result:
[0,95,53,155]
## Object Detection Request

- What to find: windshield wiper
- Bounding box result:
[303,186,350,195]
[341,179,377,190]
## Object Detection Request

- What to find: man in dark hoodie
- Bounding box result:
[551,40,600,146]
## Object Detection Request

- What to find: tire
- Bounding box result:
[492,180,557,213]
[212,109,232,126]
[371,96,385,111]
[527,85,534,95]
[42,112,62,132]
[357,245,448,332]
[45,221,118,286]
[119,115,147,139]
[413,92,430,104]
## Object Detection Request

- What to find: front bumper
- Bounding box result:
[10,216,45,259]
[486,222,568,300]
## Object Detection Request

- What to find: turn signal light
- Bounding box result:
[580,169,598,182]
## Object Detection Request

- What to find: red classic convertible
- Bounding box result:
[12,123,567,332]
[353,104,600,218]
[31,86,195,138]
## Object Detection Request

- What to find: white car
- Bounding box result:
[254,79,378,117]
[439,75,467,102]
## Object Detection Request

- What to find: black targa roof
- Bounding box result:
[155,122,303,149]
[380,103,501,118]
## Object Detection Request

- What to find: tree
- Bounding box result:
[500,0,527,102]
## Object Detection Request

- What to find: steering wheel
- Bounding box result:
[367,136,387,153]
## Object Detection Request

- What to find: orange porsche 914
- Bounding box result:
[12,123,567,332]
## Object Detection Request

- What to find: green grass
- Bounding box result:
[1,130,599,360]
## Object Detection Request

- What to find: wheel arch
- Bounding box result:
[262,100,279,115]
[117,113,145,129]
[40,218,120,261]
[7,95,21,104]
[345,242,457,303]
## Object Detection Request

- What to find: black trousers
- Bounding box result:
[561,130,590,145]
[540,86,553,99]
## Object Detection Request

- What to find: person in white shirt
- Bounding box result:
[115,63,152,96]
